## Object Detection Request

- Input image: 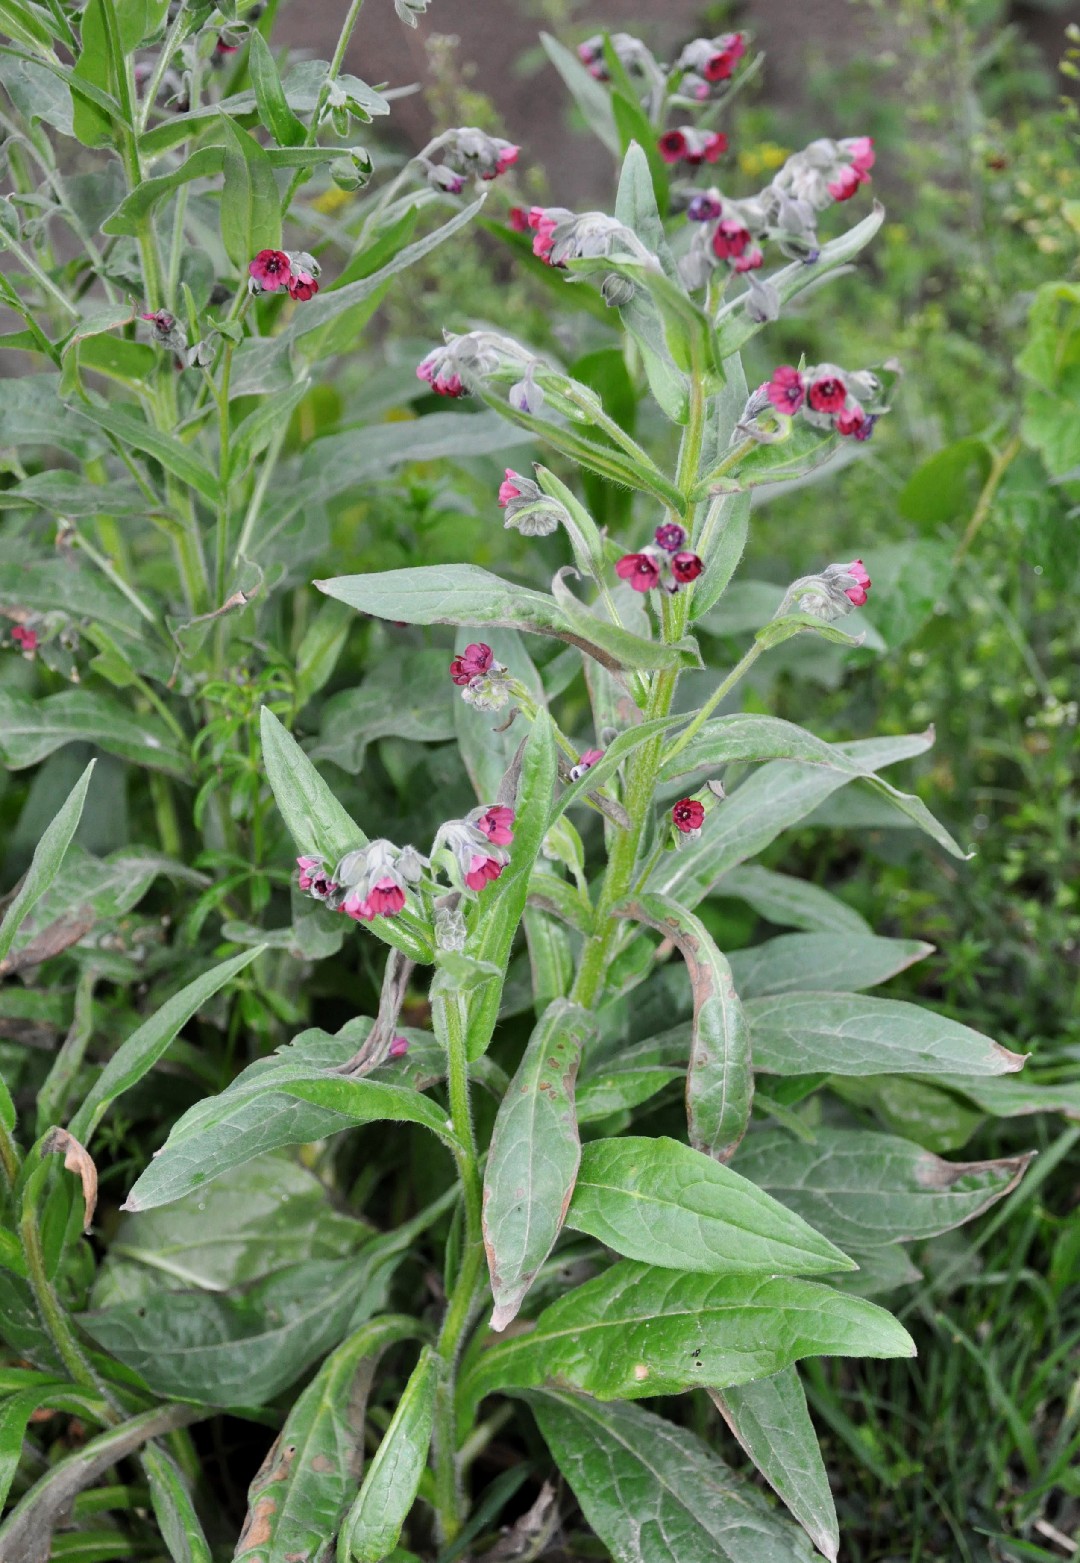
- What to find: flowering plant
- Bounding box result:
[0,8,1051,1563]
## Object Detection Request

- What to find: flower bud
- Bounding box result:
[434,900,467,951]
[394,0,430,25]
[600,272,636,309]
[498,469,567,536]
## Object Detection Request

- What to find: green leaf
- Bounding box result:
[248,30,306,147]
[699,419,841,498]
[938,1074,1080,1122]
[313,648,457,772]
[539,32,619,155]
[710,1370,838,1562]
[613,144,688,423]
[237,1315,422,1563]
[122,1065,456,1213]
[744,992,1027,1078]
[483,999,594,1331]
[0,690,187,776]
[463,709,559,1062]
[734,1128,1032,1248]
[575,1035,684,1124]
[230,377,311,475]
[898,438,992,527]
[0,1382,109,1511]
[461,1261,914,1411]
[619,895,752,1161]
[0,0,60,53]
[717,867,871,937]
[566,1137,854,1278]
[71,0,118,147]
[142,1445,212,1563]
[530,1390,820,1563]
[0,760,93,968]
[101,146,223,236]
[338,1347,438,1563]
[68,947,265,1145]
[714,203,886,358]
[692,492,751,620]
[75,401,220,506]
[81,1257,384,1407]
[1017,281,1080,477]
[649,732,940,909]
[315,565,701,676]
[219,113,282,268]
[729,933,933,998]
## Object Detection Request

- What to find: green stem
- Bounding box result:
[432,994,485,1545]
[953,431,1020,564]
[20,1172,109,1401]
[136,6,195,134]
[232,415,287,568]
[0,1118,19,1190]
[215,343,235,598]
[658,640,765,772]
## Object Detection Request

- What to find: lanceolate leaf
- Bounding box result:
[649,731,940,907]
[659,715,967,858]
[733,1128,1033,1248]
[529,1390,819,1563]
[565,1137,854,1277]
[315,565,701,675]
[0,690,188,776]
[718,867,871,937]
[337,1347,438,1563]
[744,992,1027,1078]
[729,933,932,998]
[234,1316,422,1563]
[219,113,282,269]
[69,946,266,1145]
[143,1444,213,1563]
[619,895,752,1161]
[0,760,93,967]
[483,999,595,1330]
[710,1369,839,1562]
[122,1071,457,1213]
[460,1261,915,1413]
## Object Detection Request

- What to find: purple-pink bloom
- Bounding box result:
[248,249,292,291]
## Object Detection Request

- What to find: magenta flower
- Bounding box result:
[11,625,37,653]
[493,145,520,176]
[766,365,806,415]
[528,206,563,265]
[450,642,494,686]
[287,269,319,301]
[672,798,706,834]
[828,137,875,201]
[615,552,662,593]
[658,130,689,165]
[248,249,292,291]
[416,344,468,397]
[732,247,763,272]
[344,879,406,920]
[472,804,515,846]
[296,854,339,902]
[655,522,687,552]
[336,839,424,922]
[659,128,727,167]
[671,551,704,584]
[433,817,511,896]
[704,34,746,80]
[712,220,752,261]
[569,747,604,782]
[465,855,504,892]
[498,470,524,507]
[508,206,530,232]
[836,403,867,437]
[388,1036,410,1059]
[842,559,871,607]
[808,375,848,414]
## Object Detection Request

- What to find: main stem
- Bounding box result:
[571,377,708,1007]
[432,995,484,1544]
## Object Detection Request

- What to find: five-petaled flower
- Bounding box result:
[615,552,662,593]
[672,798,706,835]
[655,522,687,552]
[808,375,847,414]
[450,643,494,686]
[287,268,319,301]
[434,813,513,895]
[249,249,292,291]
[766,365,806,414]
[337,840,425,922]
[474,804,515,845]
[658,129,727,167]
[296,854,339,901]
[671,551,704,584]
[711,219,753,261]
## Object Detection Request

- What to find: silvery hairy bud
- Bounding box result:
[777,559,872,621]
[601,272,636,308]
[498,470,569,537]
[330,148,373,191]
[395,0,430,25]
[435,900,467,951]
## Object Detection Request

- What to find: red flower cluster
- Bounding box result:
[826,137,875,201]
[764,365,878,441]
[615,523,704,595]
[450,642,493,686]
[658,128,728,168]
[248,249,320,302]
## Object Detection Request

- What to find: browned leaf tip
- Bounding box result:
[42,1128,98,1232]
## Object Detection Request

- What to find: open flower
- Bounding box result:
[658,128,727,167]
[671,551,704,584]
[615,552,662,593]
[655,522,686,552]
[287,267,319,301]
[450,643,494,685]
[808,374,848,414]
[433,815,512,895]
[675,32,747,98]
[336,839,424,922]
[672,798,705,835]
[248,249,292,291]
[766,365,806,414]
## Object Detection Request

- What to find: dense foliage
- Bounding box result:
[0,2,1077,1560]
